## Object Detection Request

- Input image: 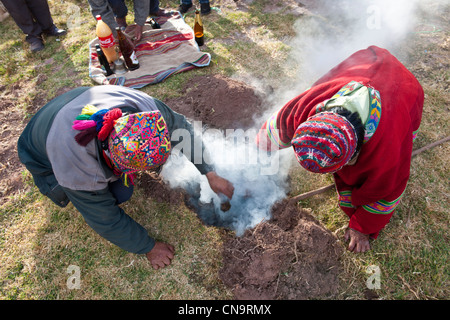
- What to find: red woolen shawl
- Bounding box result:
[261,45,424,207]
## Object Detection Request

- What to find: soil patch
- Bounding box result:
[0,81,45,205]
[165,74,265,130]
[220,200,343,300]
[136,171,185,206]
[0,80,79,206]
[148,74,344,299]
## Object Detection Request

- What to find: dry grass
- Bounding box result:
[1,0,449,300]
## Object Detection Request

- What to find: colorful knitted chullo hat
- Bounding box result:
[108,111,171,176]
[72,106,171,186]
[291,112,358,174]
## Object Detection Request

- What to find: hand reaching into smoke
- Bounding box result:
[206,171,235,200]
[344,228,370,253]
[146,242,175,270]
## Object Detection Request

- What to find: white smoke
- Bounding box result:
[269,0,431,100]
[159,0,436,235]
[244,0,431,129]
[161,125,293,236]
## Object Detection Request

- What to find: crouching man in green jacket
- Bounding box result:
[18,85,234,270]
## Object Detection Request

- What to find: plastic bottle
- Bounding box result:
[116,27,140,71]
[194,9,204,46]
[96,15,118,63]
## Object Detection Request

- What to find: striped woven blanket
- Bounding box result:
[88,11,210,89]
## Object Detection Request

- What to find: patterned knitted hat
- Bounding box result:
[108,111,171,175]
[291,112,357,174]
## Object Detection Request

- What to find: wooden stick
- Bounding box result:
[289,135,450,203]
[289,184,335,202]
[411,135,450,157]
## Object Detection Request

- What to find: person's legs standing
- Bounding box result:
[108,0,128,18]
[178,0,193,14]
[28,0,66,37]
[149,0,159,15]
[1,0,45,50]
[25,0,54,32]
[107,0,128,28]
[199,0,211,14]
[3,0,66,51]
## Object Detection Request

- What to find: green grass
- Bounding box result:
[0,0,449,300]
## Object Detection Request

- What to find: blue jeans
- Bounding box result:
[109,177,134,204]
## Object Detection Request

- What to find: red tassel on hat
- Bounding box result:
[98,109,122,141]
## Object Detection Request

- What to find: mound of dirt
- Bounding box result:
[220,200,343,300]
[150,74,344,300]
[137,171,186,206]
[165,74,266,130]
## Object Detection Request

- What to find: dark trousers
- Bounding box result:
[107,0,128,18]
[150,0,160,14]
[107,0,160,17]
[2,0,54,42]
[109,177,134,205]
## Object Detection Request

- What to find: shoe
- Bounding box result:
[200,3,211,15]
[29,37,44,52]
[115,17,128,29]
[45,25,67,37]
[178,3,192,14]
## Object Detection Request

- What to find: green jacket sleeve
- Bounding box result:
[62,186,155,255]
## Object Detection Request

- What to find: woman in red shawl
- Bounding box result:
[257,46,424,253]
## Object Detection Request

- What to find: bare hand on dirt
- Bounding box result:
[344,228,370,253]
[146,242,175,269]
[205,171,235,200]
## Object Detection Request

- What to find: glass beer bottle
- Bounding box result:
[194,9,204,46]
[116,27,140,71]
[96,15,118,63]
[95,44,114,76]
